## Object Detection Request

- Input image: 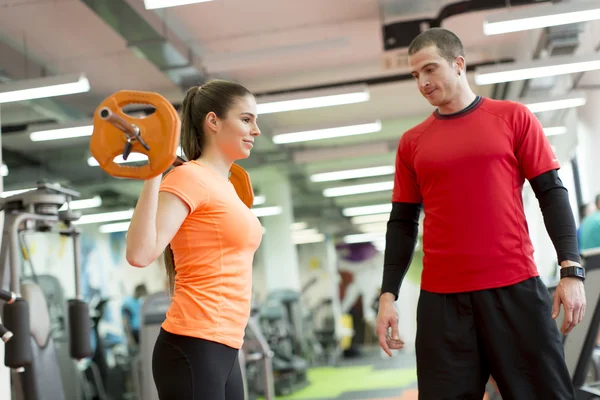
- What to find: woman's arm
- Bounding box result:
[126,175,190,267]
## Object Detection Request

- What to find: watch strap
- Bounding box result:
[560,266,586,281]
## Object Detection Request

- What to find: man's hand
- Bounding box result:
[553,267,586,335]
[376,293,404,357]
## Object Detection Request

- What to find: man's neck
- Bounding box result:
[438,89,478,115]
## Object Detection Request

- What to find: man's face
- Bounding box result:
[409,45,462,108]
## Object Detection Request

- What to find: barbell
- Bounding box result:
[89,90,255,208]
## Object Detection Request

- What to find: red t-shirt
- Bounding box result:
[392,97,560,293]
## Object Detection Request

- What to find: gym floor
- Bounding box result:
[268,346,419,400]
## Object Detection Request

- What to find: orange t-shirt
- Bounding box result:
[158,160,263,349]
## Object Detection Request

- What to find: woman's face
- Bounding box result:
[214,94,261,161]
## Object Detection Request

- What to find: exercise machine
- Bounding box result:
[258,290,310,396]
[567,249,600,399]
[138,291,276,399]
[0,182,93,400]
[242,306,276,400]
[138,291,170,400]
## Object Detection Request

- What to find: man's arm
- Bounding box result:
[529,169,581,266]
[380,202,422,300]
[528,170,585,335]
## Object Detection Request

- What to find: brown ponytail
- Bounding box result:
[161,79,253,296]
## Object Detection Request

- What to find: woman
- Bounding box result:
[125,79,263,399]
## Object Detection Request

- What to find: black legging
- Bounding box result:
[152,328,244,400]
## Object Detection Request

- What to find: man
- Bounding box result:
[376,28,587,399]
[579,194,600,251]
[122,283,148,346]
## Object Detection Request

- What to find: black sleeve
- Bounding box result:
[529,169,581,264]
[380,202,422,301]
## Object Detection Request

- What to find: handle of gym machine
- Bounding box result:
[0,323,13,343]
[68,231,93,360]
[3,299,33,368]
[0,288,17,303]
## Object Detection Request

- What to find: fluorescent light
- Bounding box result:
[350,213,390,225]
[1,188,35,198]
[292,228,320,237]
[257,84,370,115]
[524,94,587,113]
[73,209,134,225]
[293,233,325,245]
[343,232,385,244]
[59,196,102,211]
[483,0,600,36]
[272,120,381,145]
[292,228,325,244]
[0,73,90,104]
[323,180,393,198]
[342,203,392,217]
[1,164,7,177]
[144,0,213,9]
[30,124,93,141]
[99,221,131,233]
[474,53,600,85]
[544,126,567,136]
[357,222,388,234]
[253,195,266,206]
[291,222,308,231]
[311,165,395,182]
[251,206,282,217]
[373,239,386,252]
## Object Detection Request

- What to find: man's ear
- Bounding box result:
[455,56,465,75]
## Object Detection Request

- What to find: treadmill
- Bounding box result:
[560,249,600,399]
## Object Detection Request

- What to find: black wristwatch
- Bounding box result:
[560,266,586,281]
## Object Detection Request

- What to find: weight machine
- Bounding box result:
[570,249,600,399]
[0,182,92,400]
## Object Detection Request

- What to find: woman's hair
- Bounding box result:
[163,79,253,296]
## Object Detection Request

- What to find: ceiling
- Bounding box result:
[0,0,598,244]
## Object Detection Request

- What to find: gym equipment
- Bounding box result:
[89,90,256,208]
[138,292,275,399]
[258,290,310,396]
[138,292,170,400]
[0,182,93,400]
[0,289,16,344]
[229,163,254,208]
[565,249,600,399]
[90,90,180,180]
[242,301,276,400]
[82,296,138,400]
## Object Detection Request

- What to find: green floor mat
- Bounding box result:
[261,364,417,400]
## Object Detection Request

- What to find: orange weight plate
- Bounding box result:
[89,90,180,180]
[229,163,254,209]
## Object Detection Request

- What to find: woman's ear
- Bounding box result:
[205,112,219,133]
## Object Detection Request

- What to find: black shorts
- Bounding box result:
[152,328,244,400]
[415,277,575,400]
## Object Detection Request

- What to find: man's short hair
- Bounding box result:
[595,193,600,208]
[408,28,465,65]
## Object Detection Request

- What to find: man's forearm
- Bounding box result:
[381,202,422,300]
[529,170,581,265]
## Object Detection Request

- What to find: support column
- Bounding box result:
[255,167,301,293]
[576,90,600,205]
[0,106,9,400]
